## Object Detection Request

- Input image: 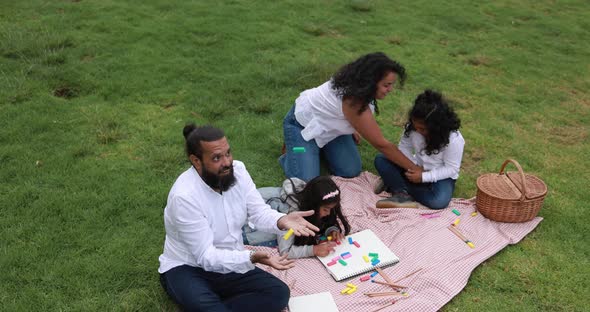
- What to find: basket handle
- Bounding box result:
[499,159,527,201]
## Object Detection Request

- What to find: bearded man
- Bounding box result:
[158,124,319,312]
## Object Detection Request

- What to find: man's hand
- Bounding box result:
[277,210,320,236]
[253,252,295,270]
[313,242,337,257]
[405,167,423,183]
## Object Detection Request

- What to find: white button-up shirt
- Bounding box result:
[158,161,285,274]
[398,130,465,183]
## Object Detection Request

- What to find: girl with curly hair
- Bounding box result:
[280,52,422,182]
[374,90,464,209]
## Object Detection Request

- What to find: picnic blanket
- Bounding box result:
[250,172,543,312]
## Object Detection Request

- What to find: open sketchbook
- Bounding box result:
[288,292,339,312]
[317,229,399,281]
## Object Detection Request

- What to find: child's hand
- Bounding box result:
[325,226,344,243]
[255,252,295,270]
[313,242,337,257]
[332,231,345,243]
[405,167,423,183]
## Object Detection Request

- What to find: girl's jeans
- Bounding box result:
[374,153,456,209]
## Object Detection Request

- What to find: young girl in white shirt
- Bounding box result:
[374,90,464,209]
[278,176,351,258]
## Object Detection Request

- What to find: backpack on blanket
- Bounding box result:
[279,177,306,212]
[244,178,306,246]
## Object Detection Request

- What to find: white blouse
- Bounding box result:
[295,80,374,148]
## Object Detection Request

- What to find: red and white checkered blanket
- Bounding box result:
[251,172,542,312]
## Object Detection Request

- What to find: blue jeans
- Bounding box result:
[374,153,456,209]
[160,265,290,312]
[241,187,285,247]
[280,104,361,182]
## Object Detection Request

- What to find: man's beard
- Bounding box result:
[201,164,236,192]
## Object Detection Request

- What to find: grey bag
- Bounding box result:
[279,177,306,212]
[244,178,306,246]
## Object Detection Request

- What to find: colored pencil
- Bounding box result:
[364,291,404,297]
[371,280,406,288]
[448,226,475,248]
[394,268,422,283]
[370,300,397,312]
[375,267,395,285]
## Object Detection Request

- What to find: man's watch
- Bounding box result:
[249,250,256,263]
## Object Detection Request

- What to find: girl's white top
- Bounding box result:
[399,130,465,183]
[295,80,375,148]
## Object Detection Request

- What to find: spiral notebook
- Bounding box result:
[288,292,338,312]
[317,229,400,281]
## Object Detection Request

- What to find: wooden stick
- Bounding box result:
[370,300,396,312]
[393,268,422,283]
[364,291,403,297]
[448,225,468,240]
[366,293,402,298]
[371,280,406,288]
[364,291,402,296]
[375,267,395,285]
[448,226,475,248]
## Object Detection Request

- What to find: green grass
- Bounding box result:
[1,0,589,311]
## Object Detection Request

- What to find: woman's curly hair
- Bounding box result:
[332,52,406,114]
[404,90,461,155]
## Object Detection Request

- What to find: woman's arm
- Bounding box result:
[397,132,416,161]
[342,100,421,171]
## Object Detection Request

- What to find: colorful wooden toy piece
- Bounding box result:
[348,237,354,244]
[370,271,379,277]
[452,209,461,216]
[338,259,347,266]
[293,147,305,153]
[283,228,294,240]
[353,241,360,248]
[363,255,370,263]
[360,275,370,282]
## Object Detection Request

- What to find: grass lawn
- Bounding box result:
[1,0,589,311]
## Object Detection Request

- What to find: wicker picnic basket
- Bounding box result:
[476,159,547,223]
